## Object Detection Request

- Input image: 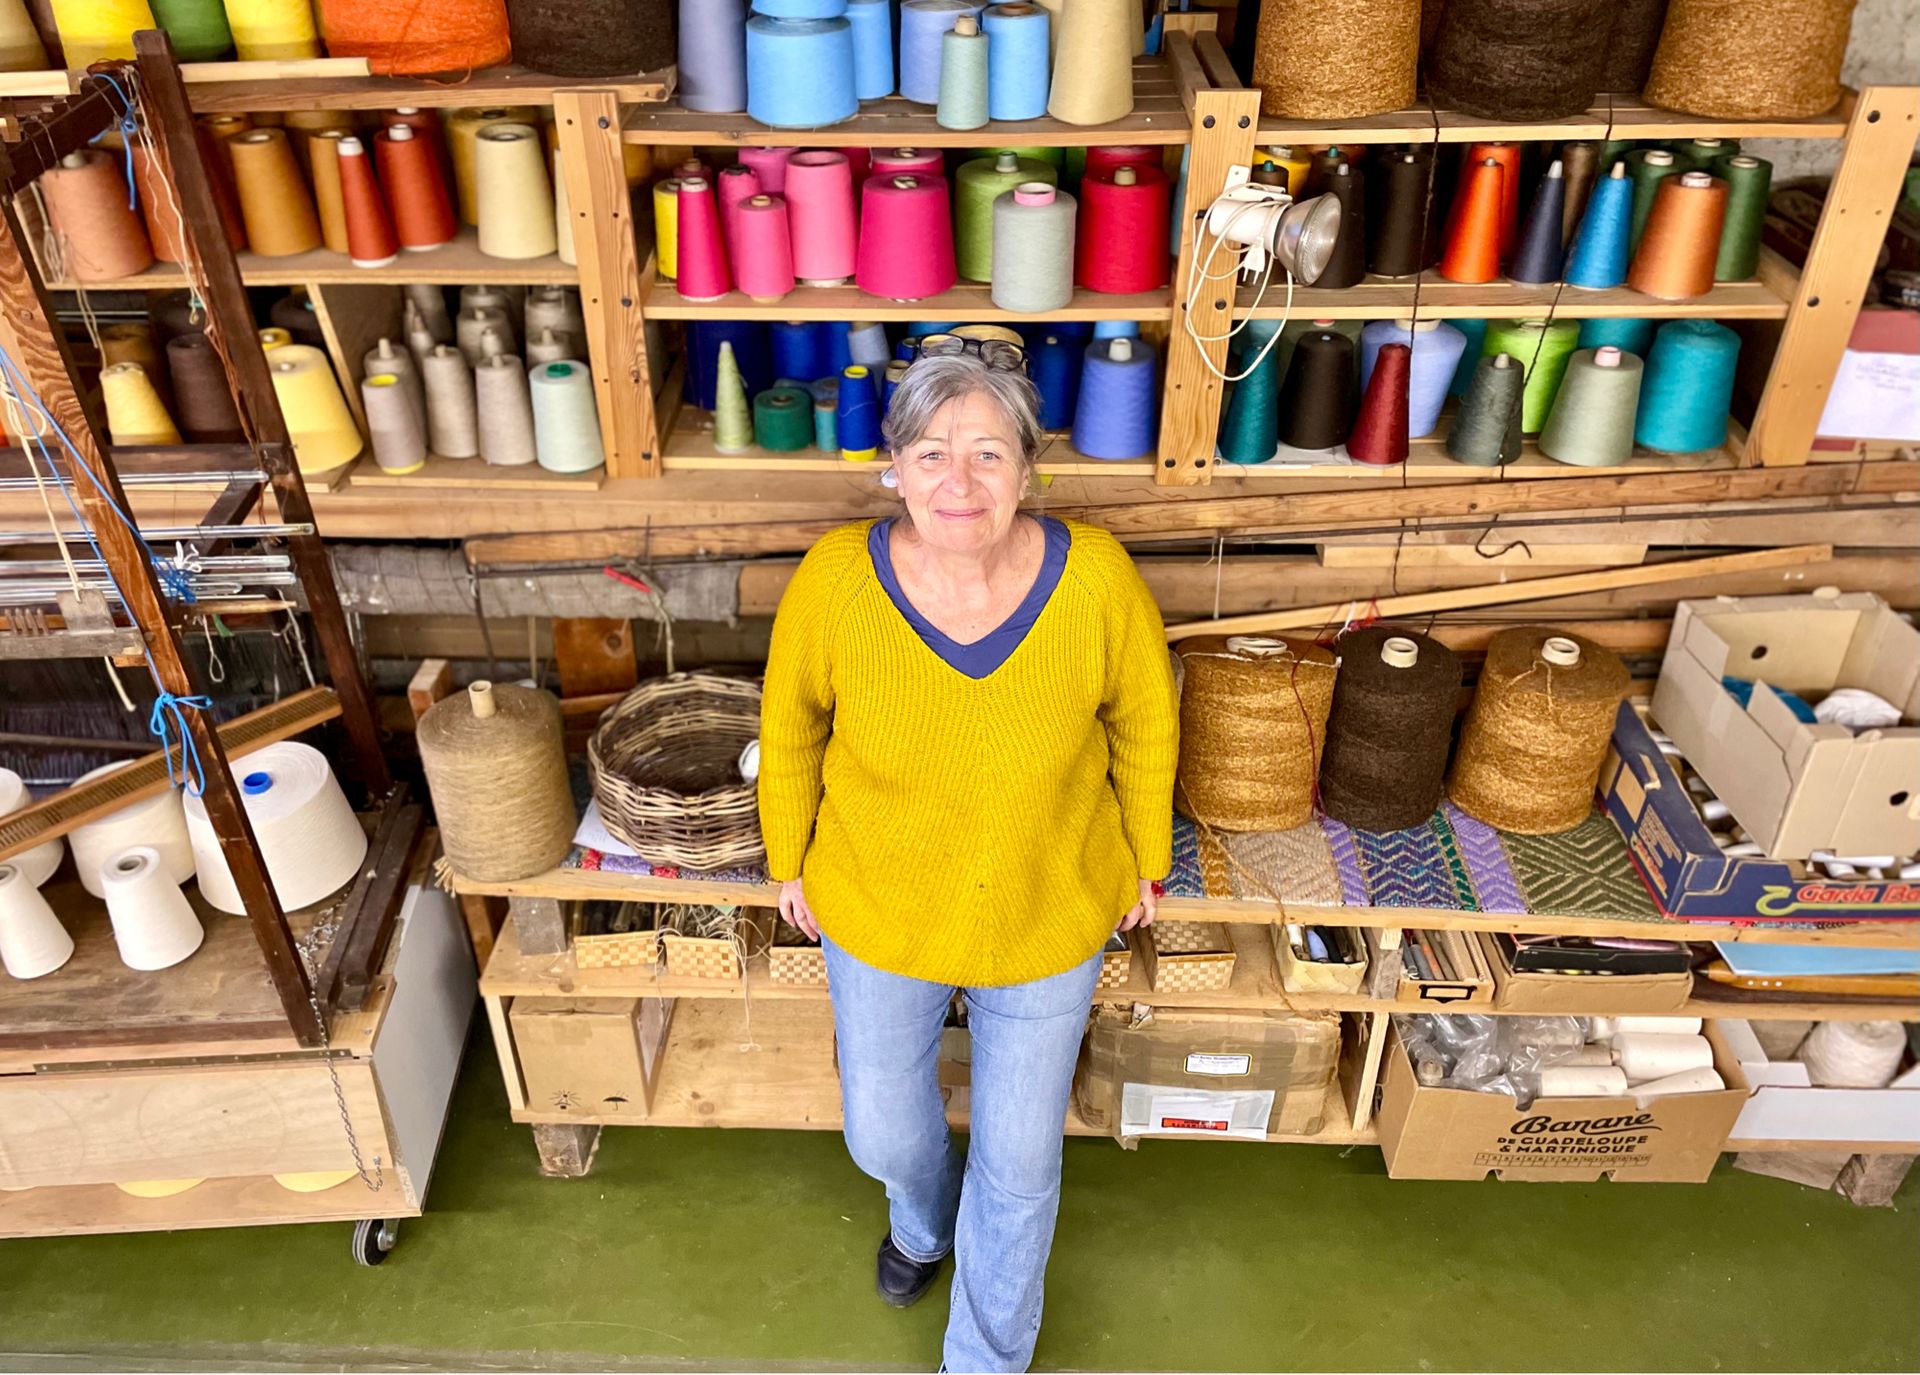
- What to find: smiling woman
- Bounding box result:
[757,350,1179,1374]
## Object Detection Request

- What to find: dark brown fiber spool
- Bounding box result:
[1426,0,1611,120]
[165,332,245,442]
[506,0,675,78]
[1320,626,1462,833]
[1598,0,1668,92]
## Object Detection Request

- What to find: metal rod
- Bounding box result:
[0,470,266,492]
[0,522,313,546]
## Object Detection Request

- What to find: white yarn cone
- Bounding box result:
[0,861,75,979]
[70,761,197,899]
[183,742,367,915]
[0,767,63,887]
[1631,1067,1725,1102]
[101,845,204,972]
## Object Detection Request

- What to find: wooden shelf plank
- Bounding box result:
[46,227,574,290]
[455,865,1920,950]
[645,276,1170,323]
[1241,273,1790,321]
[349,453,606,492]
[625,58,1189,148]
[183,64,673,113]
[664,412,1155,476]
[1256,92,1852,147]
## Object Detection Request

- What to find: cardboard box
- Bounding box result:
[1650,591,1920,860]
[1072,1006,1340,1146]
[1603,703,1920,920]
[1718,1018,1920,1148]
[510,997,675,1119]
[1481,932,1693,1015]
[1376,1023,1749,1182]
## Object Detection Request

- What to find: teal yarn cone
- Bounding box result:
[1635,320,1739,454]
[1540,346,1644,467]
[1219,319,1282,464]
[1577,317,1657,356]
[1482,318,1580,433]
[1449,354,1524,467]
[1447,319,1489,397]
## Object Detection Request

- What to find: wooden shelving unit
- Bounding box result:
[1253,91,1856,147]
[46,229,576,291]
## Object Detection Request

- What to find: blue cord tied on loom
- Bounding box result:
[149,691,214,795]
[87,70,142,212]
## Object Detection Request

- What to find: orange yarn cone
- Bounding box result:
[375,126,456,251]
[1440,156,1504,283]
[193,121,250,251]
[1467,141,1522,259]
[130,144,189,265]
[335,135,399,267]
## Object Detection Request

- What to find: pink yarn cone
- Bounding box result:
[715,164,763,259]
[736,194,797,303]
[675,177,733,301]
[739,147,793,195]
[856,174,956,300]
[870,147,945,178]
[785,151,858,285]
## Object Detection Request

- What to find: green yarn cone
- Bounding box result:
[712,342,754,453]
[753,384,814,451]
[1449,355,1525,467]
[1219,320,1281,464]
[1712,155,1772,281]
[150,0,234,61]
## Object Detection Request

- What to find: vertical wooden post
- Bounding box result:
[133,32,391,794]
[555,89,657,479]
[1156,32,1259,487]
[1744,86,1920,466]
[0,197,324,1047]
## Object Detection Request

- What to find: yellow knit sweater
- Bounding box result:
[758,518,1179,987]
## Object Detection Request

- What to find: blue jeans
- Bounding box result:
[823,934,1101,1374]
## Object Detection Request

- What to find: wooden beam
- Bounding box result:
[407,658,452,721]
[552,616,637,697]
[554,89,655,478]
[1163,544,1835,639]
[1746,87,1920,466]
[133,31,390,797]
[1156,44,1260,486]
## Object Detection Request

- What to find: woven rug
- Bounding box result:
[1167,813,1207,899]
[1221,826,1344,906]
[1445,804,1528,914]
[569,846,769,886]
[1320,816,1370,907]
[1499,811,1663,921]
[1337,815,1479,910]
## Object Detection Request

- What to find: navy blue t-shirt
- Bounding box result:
[868,515,1072,680]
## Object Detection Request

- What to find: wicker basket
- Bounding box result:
[589,672,765,868]
[659,909,767,981]
[575,929,662,971]
[768,942,828,987]
[1097,937,1132,991]
[1139,921,1237,994]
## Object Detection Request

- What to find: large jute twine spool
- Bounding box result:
[418,680,576,881]
[1251,0,1420,120]
[1642,0,1856,119]
[1447,626,1628,835]
[1175,635,1338,832]
[1320,626,1462,833]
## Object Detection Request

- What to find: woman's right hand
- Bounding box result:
[778,878,820,941]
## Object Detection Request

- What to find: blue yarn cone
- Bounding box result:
[1635,320,1740,453]
[1073,338,1158,460]
[690,321,770,411]
[1564,168,1633,289]
[1578,317,1658,357]
[771,320,826,383]
[1029,332,1081,431]
[1447,319,1489,398]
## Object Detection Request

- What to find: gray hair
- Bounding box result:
[882,353,1044,477]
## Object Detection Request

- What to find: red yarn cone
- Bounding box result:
[336,136,399,268]
[1348,342,1411,465]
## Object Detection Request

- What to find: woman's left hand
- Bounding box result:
[1116,878,1158,932]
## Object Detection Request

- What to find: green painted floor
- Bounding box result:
[2,1031,1916,1374]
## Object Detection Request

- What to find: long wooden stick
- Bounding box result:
[1163,544,1834,641]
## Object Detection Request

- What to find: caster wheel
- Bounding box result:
[351,1218,398,1266]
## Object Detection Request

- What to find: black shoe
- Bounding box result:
[875,1234,943,1308]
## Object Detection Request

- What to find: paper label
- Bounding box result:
[1184,1052,1251,1077]
[1818,350,1920,443]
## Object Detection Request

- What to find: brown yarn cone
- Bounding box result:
[1253,0,1420,119]
[40,150,154,282]
[1643,0,1855,118]
[1175,634,1339,832]
[1447,626,1629,835]
[1321,625,1462,833]
[306,128,353,254]
[227,129,321,257]
[193,120,251,251]
[165,331,245,442]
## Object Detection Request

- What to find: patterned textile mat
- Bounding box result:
[1500,812,1665,922]
[566,846,770,887]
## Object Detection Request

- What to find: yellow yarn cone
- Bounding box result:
[223,0,320,60]
[115,1178,204,1198]
[49,0,153,67]
[274,1170,357,1193]
[100,361,182,444]
[267,344,363,474]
